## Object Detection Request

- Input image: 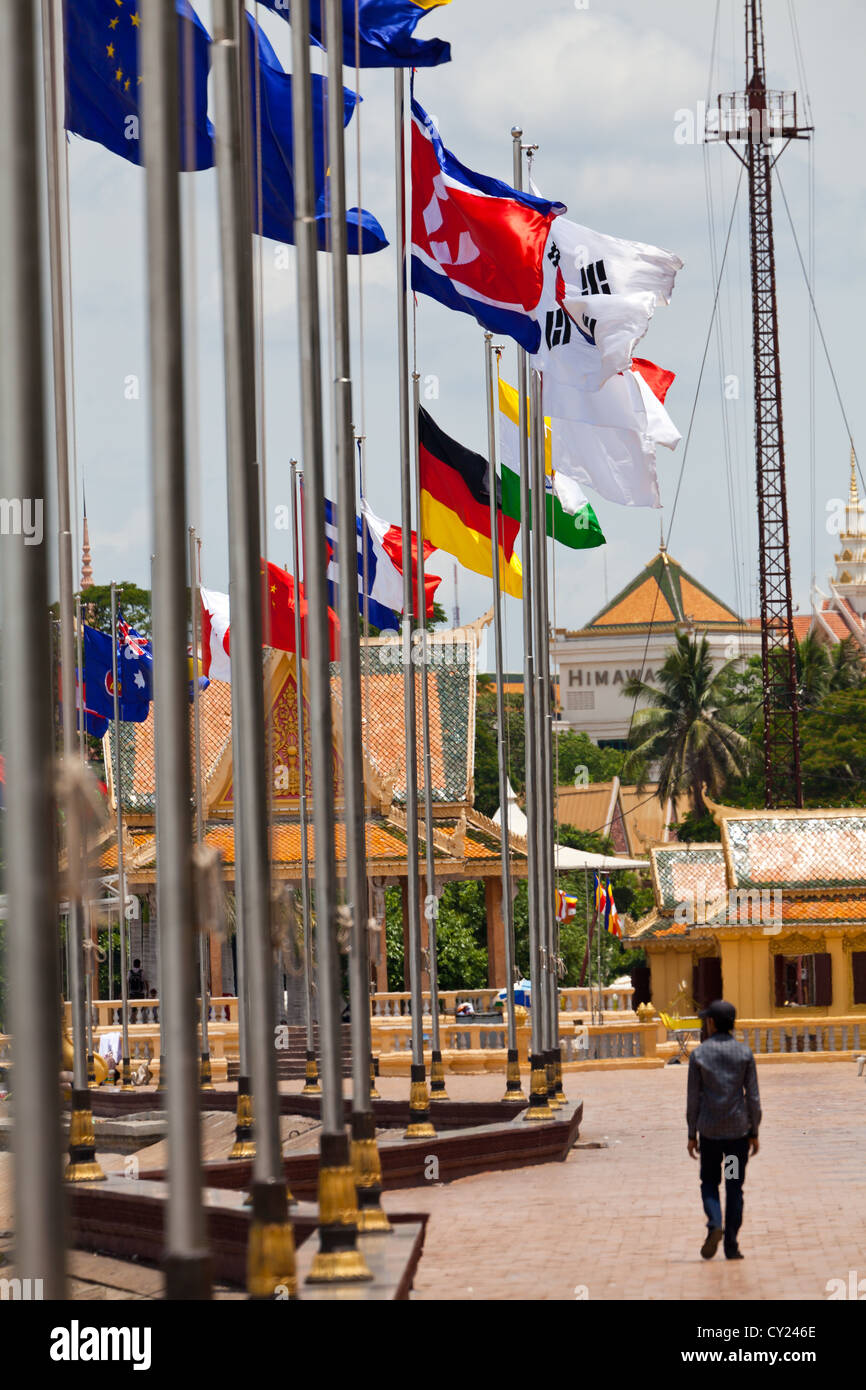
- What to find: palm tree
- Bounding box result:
[794,633,831,709]
[622,632,750,817]
[829,636,866,692]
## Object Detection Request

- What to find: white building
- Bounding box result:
[551,543,762,746]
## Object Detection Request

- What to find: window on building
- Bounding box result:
[852,952,866,1006]
[773,953,832,1008]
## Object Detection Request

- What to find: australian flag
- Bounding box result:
[81,620,152,728]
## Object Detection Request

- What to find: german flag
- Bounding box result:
[418,407,523,597]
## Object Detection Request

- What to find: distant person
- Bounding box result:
[687,999,761,1261]
[128,959,146,1000]
[148,987,159,1023]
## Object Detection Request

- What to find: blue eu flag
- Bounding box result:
[258,0,452,69]
[248,15,387,255]
[64,0,214,170]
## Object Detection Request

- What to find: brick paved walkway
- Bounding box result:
[378,1063,866,1301]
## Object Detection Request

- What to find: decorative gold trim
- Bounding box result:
[247,1219,297,1300]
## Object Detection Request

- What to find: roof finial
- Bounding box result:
[850,445,859,506]
[80,487,93,590]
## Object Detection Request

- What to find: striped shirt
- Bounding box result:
[687,1033,762,1141]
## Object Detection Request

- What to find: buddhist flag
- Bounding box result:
[605,884,623,939]
[555,889,579,922]
[418,408,523,598]
[498,378,605,551]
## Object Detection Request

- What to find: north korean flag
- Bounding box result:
[410,90,566,353]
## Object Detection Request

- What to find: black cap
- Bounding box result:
[698,999,736,1030]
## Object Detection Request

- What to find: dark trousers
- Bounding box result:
[699,1135,750,1250]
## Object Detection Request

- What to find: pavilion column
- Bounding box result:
[417,880,431,996]
[370,878,389,994]
[485,876,507,988]
[208,926,224,999]
[401,878,411,991]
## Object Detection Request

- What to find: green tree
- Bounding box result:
[622,632,750,817]
[53,581,153,636]
[794,633,832,710]
[555,729,624,788]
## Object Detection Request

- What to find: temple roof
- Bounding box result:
[105,634,477,817]
[566,547,743,635]
[627,800,866,939]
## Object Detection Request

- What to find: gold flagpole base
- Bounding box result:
[428,1049,450,1102]
[351,1110,392,1234]
[369,1053,381,1101]
[302,1050,322,1095]
[501,1048,526,1103]
[404,1064,435,1138]
[65,1090,106,1183]
[119,1058,135,1093]
[554,1053,567,1107]
[229,1075,256,1160]
[247,1179,297,1300]
[199,1053,215,1091]
[523,1055,553,1121]
[307,1134,373,1284]
[545,1050,563,1108]
[155,1054,167,1092]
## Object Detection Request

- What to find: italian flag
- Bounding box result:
[498,377,605,551]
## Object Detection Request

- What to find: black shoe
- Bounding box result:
[700,1227,723,1259]
[725,1246,744,1260]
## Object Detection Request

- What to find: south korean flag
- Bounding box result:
[530,189,683,409]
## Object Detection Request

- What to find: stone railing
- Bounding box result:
[0,1034,12,1067]
[63,996,237,1031]
[371,986,635,1018]
[379,1021,509,1053]
[371,989,501,1018]
[735,1016,866,1055]
[558,986,635,1014]
[560,1021,656,1062]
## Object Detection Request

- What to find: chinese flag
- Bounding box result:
[260,559,340,660]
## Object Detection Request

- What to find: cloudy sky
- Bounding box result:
[59,0,866,665]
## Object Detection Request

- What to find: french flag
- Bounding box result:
[360,498,442,625]
[410,90,566,354]
[324,497,442,632]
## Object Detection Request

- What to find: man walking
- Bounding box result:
[687,999,761,1260]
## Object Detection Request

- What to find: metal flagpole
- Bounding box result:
[212,0,295,1296]
[523,365,551,1118]
[598,874,606,1024]
[75,597,98,1087]
[395,68,434,1140]
[321,0,390,1234]
[484,335,523,1103]
[358,438,380,1098]
[412,371,447,1104]
[530,369,560,1110]
[189,527,214,1090]
[511,129,549,1122]
[290,0,370,1283]
[0,0,65,1293]
[139,0,212,1296]
[110,584,134,1091]
[40,0,104,1179]
[537,372,565,1106]
[291,461,319,1096]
